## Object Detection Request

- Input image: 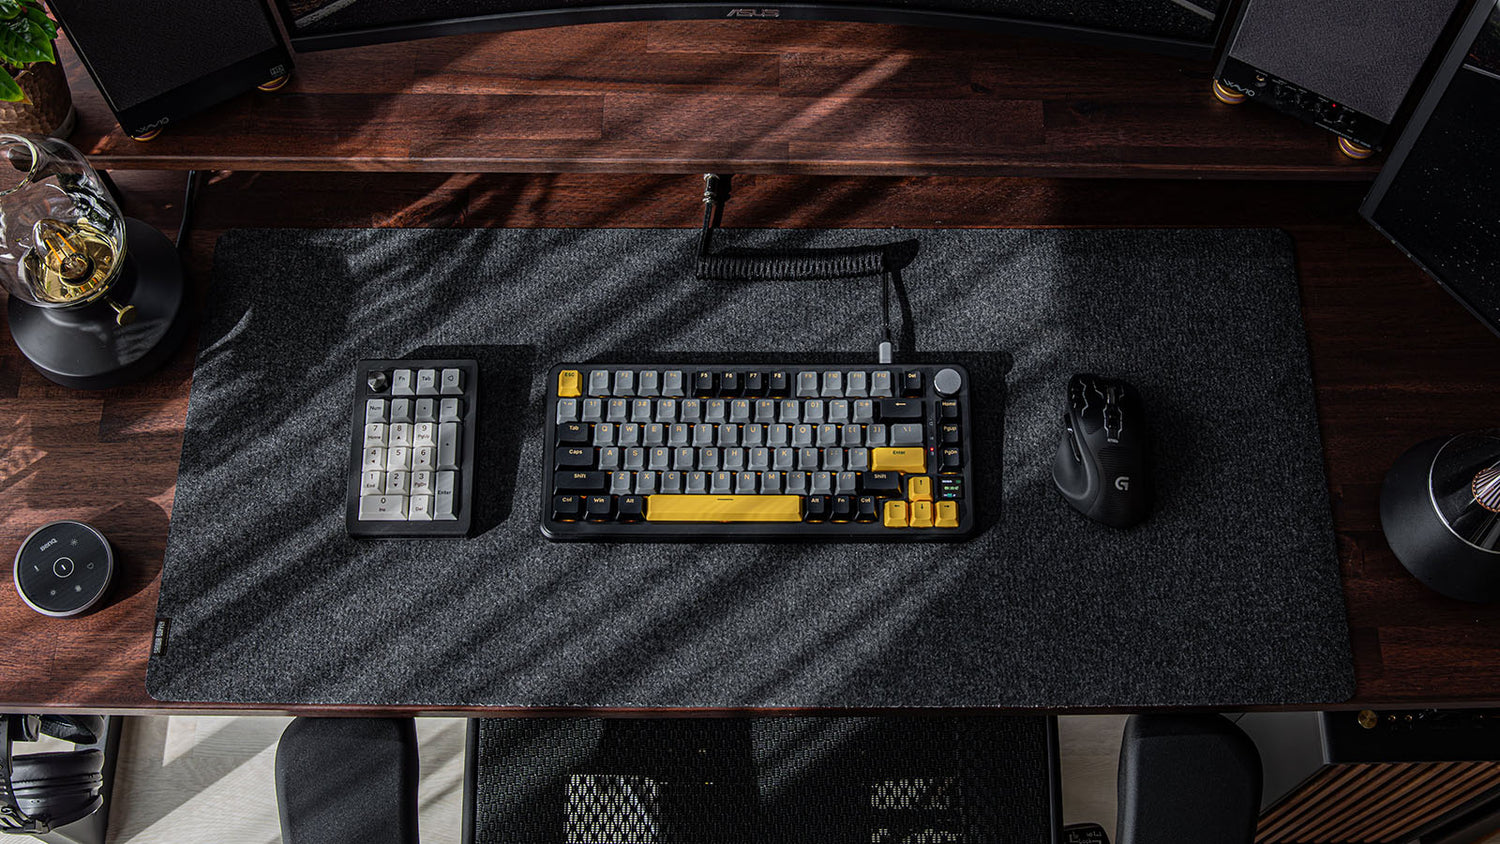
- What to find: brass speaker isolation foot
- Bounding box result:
[1337,136,1375,159]
[129,127,162,142]
[258,74,291,92]
[1212,79,1247,104]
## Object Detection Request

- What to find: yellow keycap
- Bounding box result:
[883,500,909,528]
[557,369,582,398]
[907,475,932,502]
[870,447,926,474]
[646,495,802,522]
[935,500,959,528]
[910,500,934,528]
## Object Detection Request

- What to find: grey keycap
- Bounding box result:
[440,398,462,423]
[743,424,765,447]
[793,425,814,447]
[768,425,790,447]
[804,400,825,423]
[796,372,819,397]
[593,423,616,446]
[842,424,863,446]
[441,369,463,396]
[786,472,808,495]
[613,370,635,396]
[728,399,750,423]
[836,471,858,495]
[693,424,715,446]
[391,369,415,397]
[582,398,603,422]
[681,400,703,423]
[366,399,388,424]
[890,423,924,446]
[821,371,843,397]
[762,471,783,493]
[748,447,770,471]
[718,424,739,446]
[817,424,840,446]
[846,371,868,397]
[754,399,776,422]
[828,400,849,424]
[811,472,833,495]
[823,447,844,470]
[687,472,708,494]
[669,424,690,446]
[589,370,611,396]
[663,371,685,397]
[416,369,439,396]
[779,400,800,424]
[723,448,745,471]
[853,399,874,423]
[638,370,660,397]
[606,399,628,423]
[631,399,652,422]
[798,447,819,470]
[435,471,458,520]
[736,472,757,494]
[711,471,733,494]
[390,398,412,423]
[867,424,888,447]
[619,423,642,447]
[705,400,727,424]
[598,447,621,471]
[556,398,578,424]
[871,371,894,397]
[624,447,645,471]
[645,424,665,446]
[699,447,720,470]
[437,422,460,470]
[655,399,677,423]
[848,448,870,471]
[415,399,436,423]
[612,471,633,494]
[674,447,695,470]
[774,447,795,470]
[650,447,671,470]
[636,470,658,494]
[662,471,683,493]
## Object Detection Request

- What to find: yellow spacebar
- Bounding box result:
[646,495,803,522]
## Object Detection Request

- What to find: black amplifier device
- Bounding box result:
[1212,0,1461,157]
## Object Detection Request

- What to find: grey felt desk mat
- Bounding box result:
[147,227,1354,708]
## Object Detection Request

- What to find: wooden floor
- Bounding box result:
[1,170,1498,712]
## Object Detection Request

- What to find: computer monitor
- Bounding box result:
[1361,0,1500,337]
[274,0,1229,57]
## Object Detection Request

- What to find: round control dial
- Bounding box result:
[13,520,113,618]
[933,368,963,397]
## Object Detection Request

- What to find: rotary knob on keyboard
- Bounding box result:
[366,370,389,393]
[933,368,962,397]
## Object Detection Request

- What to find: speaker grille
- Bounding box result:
[1256,761,1500,844]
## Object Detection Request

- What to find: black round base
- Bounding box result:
[13,520,113,618]
[1381,436,1500,603]
[8,218,187,390]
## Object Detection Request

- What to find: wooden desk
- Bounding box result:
[0,22,1495,714]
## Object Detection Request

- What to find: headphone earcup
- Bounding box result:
[10,749,104,828]
[38,715,105,745]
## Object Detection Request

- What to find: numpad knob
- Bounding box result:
[933,367,962,397]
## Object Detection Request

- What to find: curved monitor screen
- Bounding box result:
[276,0,1225,54]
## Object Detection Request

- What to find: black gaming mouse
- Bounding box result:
[1052,374,1152,528]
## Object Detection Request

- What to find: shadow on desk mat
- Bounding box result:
[147,227,1352,708]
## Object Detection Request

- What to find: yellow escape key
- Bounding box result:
[871,447,926,474]
[557,369,582,397]
[646,495,802,522]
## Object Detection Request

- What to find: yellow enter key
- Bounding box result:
[557,369,582,398]
[871,447,926,474]
[646,495,802,522]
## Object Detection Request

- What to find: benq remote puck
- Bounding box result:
[13,521,113,618]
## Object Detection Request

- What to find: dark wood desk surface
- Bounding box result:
[0,170,1497,715]
[61,21,1380,179]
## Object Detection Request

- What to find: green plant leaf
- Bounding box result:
[0,68,24,102]
[0,15,51,65]
[0,1,23,22]
[23,7,54,42]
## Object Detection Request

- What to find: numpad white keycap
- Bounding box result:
[365,399,388,424]
[440,369,462,395]
[390,399,413,423]
[411,471,434,496]
[385,471,410,495]
[409,494,435,521]
[361,471,385,496]
[363,423,388,448]
[415,399,436,423]
[391,369,415,396]
[389,423,413,448]
[440,398,462,423]
[386,446,411,471]
[363,448,386,472]
[360,495,407,520]
[435,471,457,520]
[413,446,437,472]
[416,369,439,396]
[438,423,460,470]
[414,422,437,448]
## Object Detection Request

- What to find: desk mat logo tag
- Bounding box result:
[152,618,172,656]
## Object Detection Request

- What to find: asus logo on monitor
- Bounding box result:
[725,8,781,17]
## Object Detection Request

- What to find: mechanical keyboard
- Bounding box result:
[541,363,977,540]
[346,359,478,538]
